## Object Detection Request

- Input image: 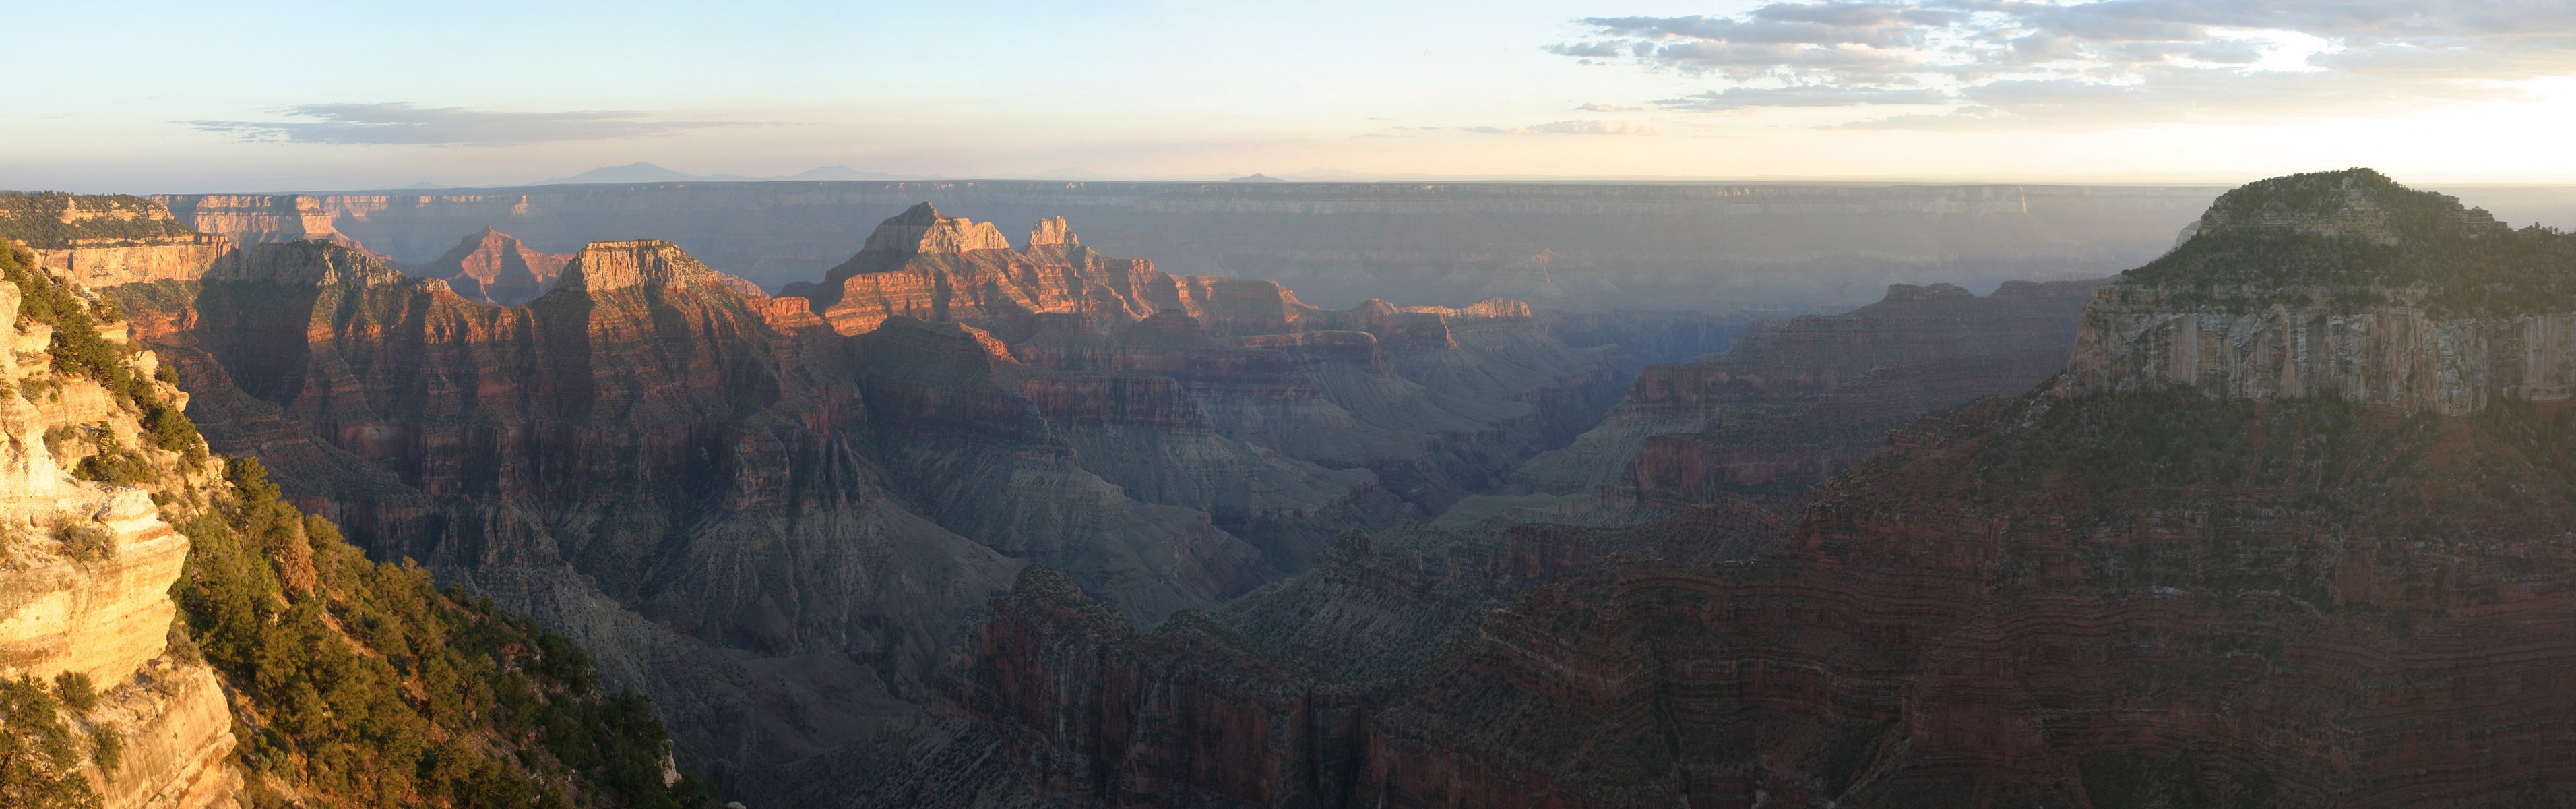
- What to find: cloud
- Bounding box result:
[1462,119,1661,135]
[1660,85,1948,110]
[188,102,775,146]
[1550,0,2576,127]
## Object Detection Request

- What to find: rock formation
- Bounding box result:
[2063,169,2575,417]
[0,274,241,809]
[410,226,568,305]
[107,204,1625,803]
[148,194,352,249]
[0,193,233,290]
[939,169,2576,808]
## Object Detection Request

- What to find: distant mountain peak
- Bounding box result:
[1228,173,1286,183]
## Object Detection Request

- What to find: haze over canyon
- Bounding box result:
[13,1,2576,805]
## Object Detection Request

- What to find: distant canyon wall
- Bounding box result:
[150,181,2223,310]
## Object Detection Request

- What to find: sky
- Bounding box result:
[7,0,2576,192]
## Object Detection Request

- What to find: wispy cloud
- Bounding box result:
[187,102,778,146]
[1468,119,1662,135]
[1550,0,2576,127]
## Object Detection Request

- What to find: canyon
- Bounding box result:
[927,169,2576,808]
[27,197,1630,802]
[25,169,2572,808]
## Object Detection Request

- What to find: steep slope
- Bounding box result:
[0,243,707,809]
[945,169,2576,808]
[410,226,568,305]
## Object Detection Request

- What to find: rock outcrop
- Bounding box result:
[148,194,352,249]
[0,193,234,289]
[2063,169,2576,416]
[0,267,241,808]
[410,226,567,305]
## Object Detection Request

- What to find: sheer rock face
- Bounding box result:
[416,227,567,305]
[1,194,235,289]
[2061,170,2576,416]
[149,193,354,249]
[1509,278,2103,505]
[0,278,242,808]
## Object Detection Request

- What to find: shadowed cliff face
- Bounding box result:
[109,205,1627,802]
[945,170,2576,808]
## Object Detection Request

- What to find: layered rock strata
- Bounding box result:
[111,204,1622,802]
[2064,170,2576,416]
[0,193,234,289]
[0,272,240,808]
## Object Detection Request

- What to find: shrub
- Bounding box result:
[85,725,119,775]
[72,445,150,487]
[53,523,113,564]
[49,673,94,713]
[0,674,97,808]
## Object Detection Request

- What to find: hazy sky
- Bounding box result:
[9,0,2576,191]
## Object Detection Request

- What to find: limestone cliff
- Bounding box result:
[148,195,352,250]
[0,193,233,290]
[0,251,240,808]
[2063,169,2576,416]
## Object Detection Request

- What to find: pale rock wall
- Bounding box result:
[0,276,241,808]
[2063,285,2576,416]
[28,234,235,290]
